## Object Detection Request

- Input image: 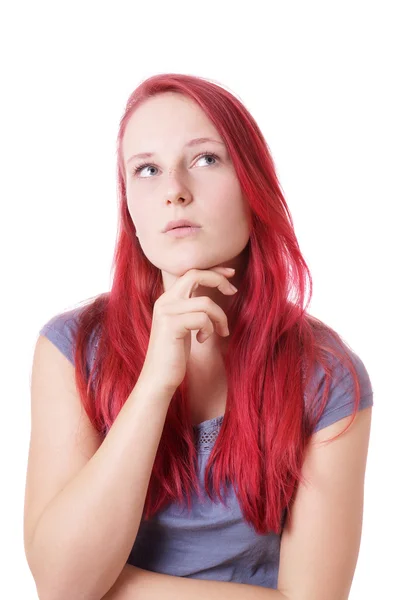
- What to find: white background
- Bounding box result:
[1,1,396,598]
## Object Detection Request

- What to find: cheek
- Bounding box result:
[203,177,239,212]
[209,183,248,225]
[127,196,148,228]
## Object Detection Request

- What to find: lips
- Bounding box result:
[163,219,201,232]
[165,225,201,238]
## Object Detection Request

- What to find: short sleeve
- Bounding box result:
[38,304,99,371]
[305,347,374,434]
[39,308,79,366]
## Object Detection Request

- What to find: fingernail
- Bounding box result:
[223,267,235,272]
[230,284,238,292]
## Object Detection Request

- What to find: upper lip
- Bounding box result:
[163,219,201,233]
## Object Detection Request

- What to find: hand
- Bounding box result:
[139,266,237,394]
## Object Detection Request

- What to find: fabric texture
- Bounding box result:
[38,306,374,588]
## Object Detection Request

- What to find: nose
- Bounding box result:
[167,194,192,205]
[164,168,193,205]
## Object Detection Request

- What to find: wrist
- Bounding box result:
[136,370,176,402]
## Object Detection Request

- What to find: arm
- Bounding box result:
[25,338,173,600]
[277,406,373,600]
[102,564,287,599]
[103,407,372,600]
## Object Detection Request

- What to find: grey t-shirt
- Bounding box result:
[38,306,374,588]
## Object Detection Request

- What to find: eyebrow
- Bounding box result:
[126,137,225,165]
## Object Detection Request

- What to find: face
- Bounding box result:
[122,91,251,291]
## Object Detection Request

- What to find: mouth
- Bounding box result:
[163,219,201,233]
[165,226,202,238]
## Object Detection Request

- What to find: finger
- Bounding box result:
[173,312,215,340]
[160,297,229,335]
[211,266,235,275]
[171,269,236,300]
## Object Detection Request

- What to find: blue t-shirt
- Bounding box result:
[38,306,374,588]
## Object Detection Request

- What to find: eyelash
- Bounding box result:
[132,151,220,176]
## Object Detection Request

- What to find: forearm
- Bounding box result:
[28,376,172,600]
[102,564,288,600]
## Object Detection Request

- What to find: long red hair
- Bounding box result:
[72,73,363,535]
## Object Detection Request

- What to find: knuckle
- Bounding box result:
[187,268,199,278]
[199,312,209,326]
[153,303,164,317]
[153,297,163,310]
[201,296,213,308]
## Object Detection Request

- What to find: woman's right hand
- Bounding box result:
[139,266,238,394]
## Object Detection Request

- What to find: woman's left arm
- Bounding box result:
[103,406,372,600]
[102,563,287,599]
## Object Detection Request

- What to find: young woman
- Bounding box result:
[24,73,373,600]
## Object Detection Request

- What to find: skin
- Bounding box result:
[122,91,251,377]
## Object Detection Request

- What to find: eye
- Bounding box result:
[195,151,219,167]
[132,151,220,178]
[132,163,158,178]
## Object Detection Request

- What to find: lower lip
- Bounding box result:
[165,226,202,238]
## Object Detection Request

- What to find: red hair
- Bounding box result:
[72,73,364,535]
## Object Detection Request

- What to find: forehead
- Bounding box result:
[122,92,222,160]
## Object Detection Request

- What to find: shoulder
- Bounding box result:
[303,337,374,434]
[38,302,98,368]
